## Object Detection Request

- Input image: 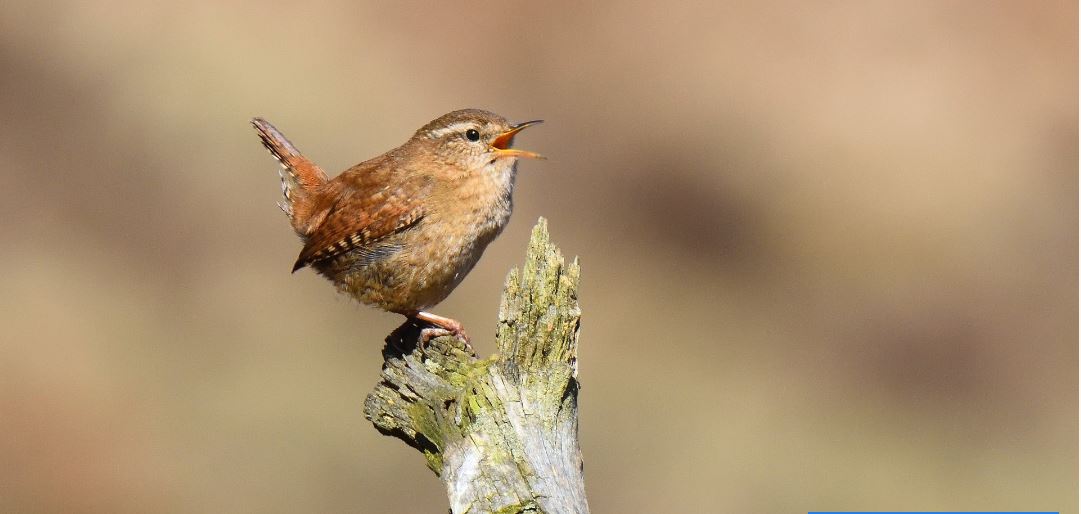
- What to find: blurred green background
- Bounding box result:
[1,1,1076,512]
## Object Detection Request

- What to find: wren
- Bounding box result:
[252,109,543,343]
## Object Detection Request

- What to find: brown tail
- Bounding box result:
[251,117,329,234]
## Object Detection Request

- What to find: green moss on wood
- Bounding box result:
[363,217,586,513]
[492,500,542,514]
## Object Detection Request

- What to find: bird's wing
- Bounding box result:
[292,171,429,272]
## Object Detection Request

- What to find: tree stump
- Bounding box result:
[364,218,588,514]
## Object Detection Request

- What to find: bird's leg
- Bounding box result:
[415,311,469,340]
[412,311,473,354]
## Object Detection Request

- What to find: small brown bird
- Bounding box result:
[252,109,543,343]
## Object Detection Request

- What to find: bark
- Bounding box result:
[364,218,588,514]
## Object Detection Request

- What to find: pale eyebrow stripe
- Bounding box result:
[428,122,476,139]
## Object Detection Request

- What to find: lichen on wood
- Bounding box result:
[364,218,588,514]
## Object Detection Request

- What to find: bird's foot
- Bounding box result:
[413,311,474,355]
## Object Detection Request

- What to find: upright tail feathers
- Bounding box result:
[251,117,329,235]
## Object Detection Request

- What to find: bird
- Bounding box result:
[251,109,543,345]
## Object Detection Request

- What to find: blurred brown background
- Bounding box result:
[1,1,1076,512]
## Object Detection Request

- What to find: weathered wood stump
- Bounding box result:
[364,218,588,514]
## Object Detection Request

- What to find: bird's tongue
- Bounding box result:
[492,132,516,150]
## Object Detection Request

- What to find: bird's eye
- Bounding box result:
[465,129,480,142]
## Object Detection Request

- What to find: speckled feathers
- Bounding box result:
[253,109,540,315]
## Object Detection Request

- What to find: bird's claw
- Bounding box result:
[418,326,474,355]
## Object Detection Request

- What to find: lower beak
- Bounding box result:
[492,120,544,159]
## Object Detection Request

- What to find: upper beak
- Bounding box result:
[491,120,544,159]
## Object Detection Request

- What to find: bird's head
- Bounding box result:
[414,109,544,177]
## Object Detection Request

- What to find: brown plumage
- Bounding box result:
[252,109,543,342]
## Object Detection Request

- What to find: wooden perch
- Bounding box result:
[364,218,588,514]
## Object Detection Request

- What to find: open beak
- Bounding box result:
[491,120,544,159]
